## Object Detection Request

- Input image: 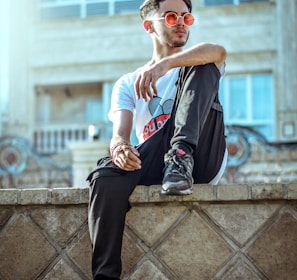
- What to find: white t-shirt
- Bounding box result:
[108,67,180,144]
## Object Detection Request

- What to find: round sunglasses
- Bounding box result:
[150,12,195,27]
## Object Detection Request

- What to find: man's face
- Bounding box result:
[151,0,191,48]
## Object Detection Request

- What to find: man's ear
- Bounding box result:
[143,20,154,33]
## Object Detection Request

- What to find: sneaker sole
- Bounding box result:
[161,188,193,195]
[161,189,193,195]
[161,183,193,195]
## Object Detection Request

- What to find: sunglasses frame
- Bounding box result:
[150,12,195,27]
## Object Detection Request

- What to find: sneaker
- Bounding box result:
[161,148,194,195]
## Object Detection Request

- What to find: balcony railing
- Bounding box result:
[34,123,109,154]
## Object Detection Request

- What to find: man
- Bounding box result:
[87,0,227,279]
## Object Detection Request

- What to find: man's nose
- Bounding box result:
[177,15,185,25]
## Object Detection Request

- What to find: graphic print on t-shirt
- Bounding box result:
[143,96,174,140]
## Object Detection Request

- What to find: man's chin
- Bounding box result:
[171,41,187,48]
[170,36,189,48]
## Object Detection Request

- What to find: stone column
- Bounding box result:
[275,0,297,142]
[68,140,109,187]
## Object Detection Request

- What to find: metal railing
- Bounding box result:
[33,123,109,154]
[0,136,72,188]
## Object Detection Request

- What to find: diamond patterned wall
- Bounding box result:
[0,184,297,279]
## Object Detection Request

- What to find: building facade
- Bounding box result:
[0,0,296,164]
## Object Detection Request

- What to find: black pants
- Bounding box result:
[87,63,226,279]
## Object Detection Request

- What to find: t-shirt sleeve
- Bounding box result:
[108,75,135,122]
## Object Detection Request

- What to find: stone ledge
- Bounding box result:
[0,183,296,205]
[0,188,89,205]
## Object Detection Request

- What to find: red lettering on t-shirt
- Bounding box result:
[143,114,170,140]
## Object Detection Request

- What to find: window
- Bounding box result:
[204,0,269,6]
[219,73,274,141]
[39,0,143,20]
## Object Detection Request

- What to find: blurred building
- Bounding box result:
[0,0,296,158]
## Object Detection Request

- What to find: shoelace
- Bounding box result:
[166,153,187,174]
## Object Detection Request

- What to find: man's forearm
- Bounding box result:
[134,43,226,101]
[164,42,226,69]
[110,110,133,152]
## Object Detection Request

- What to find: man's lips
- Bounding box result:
[174,29,187,36]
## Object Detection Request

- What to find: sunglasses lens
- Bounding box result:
[184,13,194,26]
[165,13,178,26]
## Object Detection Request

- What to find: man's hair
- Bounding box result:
[140,0,192,20]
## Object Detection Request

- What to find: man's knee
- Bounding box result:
[189,63,220,79]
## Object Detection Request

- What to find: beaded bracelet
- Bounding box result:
[110,142,131,159]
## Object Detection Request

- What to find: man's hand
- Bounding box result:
[111,143,142,171]
[134,59,170,101]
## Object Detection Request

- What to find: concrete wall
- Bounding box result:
[1,184,297,279]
